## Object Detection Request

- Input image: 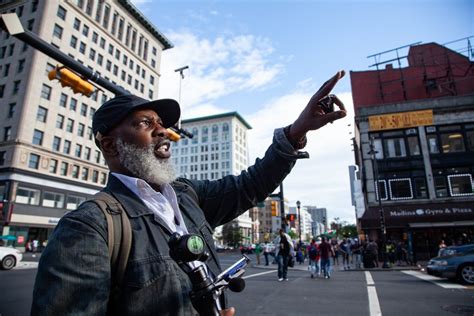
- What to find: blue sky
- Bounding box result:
[132,0,473,224]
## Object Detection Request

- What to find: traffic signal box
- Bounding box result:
[286,214,296,222]
[48,66,94,97]
[271,201,278,216]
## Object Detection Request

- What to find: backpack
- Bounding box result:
[309,244,319,260]
[91,192,132,296]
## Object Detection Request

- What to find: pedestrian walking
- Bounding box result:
[255,243,262,265]
[307,238,320,278]
[351,240,362,269]
[274,229,295,281]
[331,240,339,267]
[319,237,334,279]
[263,243,272,266]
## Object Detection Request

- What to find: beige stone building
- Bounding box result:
[0,0,172,247]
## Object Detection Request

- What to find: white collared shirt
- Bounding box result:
[112,172,188,235]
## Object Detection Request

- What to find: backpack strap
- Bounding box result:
[92,192,132,292]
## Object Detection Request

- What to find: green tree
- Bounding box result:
[339,223,357,238]
[222,222,243,247]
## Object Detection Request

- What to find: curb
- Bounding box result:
[251,264,423,272]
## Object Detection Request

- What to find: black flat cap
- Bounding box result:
[92,94,180,143]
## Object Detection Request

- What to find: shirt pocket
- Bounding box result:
[124,255,172,288]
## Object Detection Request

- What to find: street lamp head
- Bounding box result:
[296,200,301,208]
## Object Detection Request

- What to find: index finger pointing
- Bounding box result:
[314,70,345,101]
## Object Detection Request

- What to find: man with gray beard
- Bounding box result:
[32,71,347,316]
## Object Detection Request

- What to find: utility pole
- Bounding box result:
[369,136,389,268]
[296,200,302,247]
[174,65,189,130]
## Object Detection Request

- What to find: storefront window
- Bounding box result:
[42,191,65,208]
[448,174,474,196]
[466,131,474,151]
[383,138,406,158]
[389,178,413,200]
[440,132,465,153]
[15,187,40,205]
[413,177,428,199]
[434,176,448,198]
[407,136,421,156]
[375,180,388,201]
[66,195,85,210]
[426,134,439,154]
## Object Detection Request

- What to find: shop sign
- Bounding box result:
[388,207,472,217]
[369,109,433,131]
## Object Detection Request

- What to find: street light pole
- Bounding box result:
[296,200,302,247]
[369,136,389,268]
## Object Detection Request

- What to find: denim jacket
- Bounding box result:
[31,128,308,315]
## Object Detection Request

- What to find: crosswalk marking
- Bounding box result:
[402,270,466,289]
[365,271,382,316]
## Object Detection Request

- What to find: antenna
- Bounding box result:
[174,66,189,129]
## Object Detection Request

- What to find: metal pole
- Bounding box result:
[297,201,302,246]
[279,183,286,232]
[369,136,389,268]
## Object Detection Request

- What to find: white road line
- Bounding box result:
[242,270,276,279]
[365,271,382,316]
[365,271,375,285]
[402,270,466,289]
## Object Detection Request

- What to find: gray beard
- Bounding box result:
[116,138,177,186]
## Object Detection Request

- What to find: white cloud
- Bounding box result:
[150,26,356,223]
[247,92,356,224]
[157,31,284,114]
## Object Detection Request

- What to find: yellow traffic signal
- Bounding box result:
[48,66,94,96]
[271,201,278,217]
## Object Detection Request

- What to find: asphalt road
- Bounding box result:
[0,251,473,316]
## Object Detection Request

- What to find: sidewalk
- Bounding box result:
[251,261,425,272]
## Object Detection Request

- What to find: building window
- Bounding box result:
[57,5,67,20]
[28,153,40,169]
[100,172,107,184]
[440,132,465,153]
[82,24,89,37]
[53,24,63,39]
[80,103,88,116]
[95,0,104,22]
[95,150,101,163]
[448,174,474,196]
[103,4,111,28]
[85,147,91,160]
[78,123,85,137]
[92,31,98,43]
[63,140,71,154]
[42,191,64,208]
[52,136,61,151]
[15,187,40,205]
[0,84,4,98]
[0,151,5,165]
[59,93,68,107]
[70,98,77,111]
[73,18,81,30]
[17,59,25,73]
[12,80,21,95]
[85,0,93,15]
[36,106,48,122]
[388,178,413,200]
[72,165,80,178]
[66,119,74,133]
[41,84,52,100]
[8,103,16,118]
[81,167,89,181]
[3,127,12,141]
[92,170,99,182]
[75,144,82,158]
[79,42,86,54]
[97,54,103,66]
[60,161,68,176]
[49,159,58,173]
[66,195,85,210]
[70,35,78,49]
[32,129,44,145]
[100,37,105,49]
[89,48,96,61]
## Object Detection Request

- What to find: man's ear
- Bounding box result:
[99,136,119,156]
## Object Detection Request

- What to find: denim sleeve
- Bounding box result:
[31,204,110,316]
[186,127,309,228]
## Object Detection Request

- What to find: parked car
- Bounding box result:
[426,244,474,285]
[239,244,254,254]
[0,246,23,270]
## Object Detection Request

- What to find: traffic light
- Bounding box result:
[48,66,95,96]
[271,201,278,216]
[286,214,296,222]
